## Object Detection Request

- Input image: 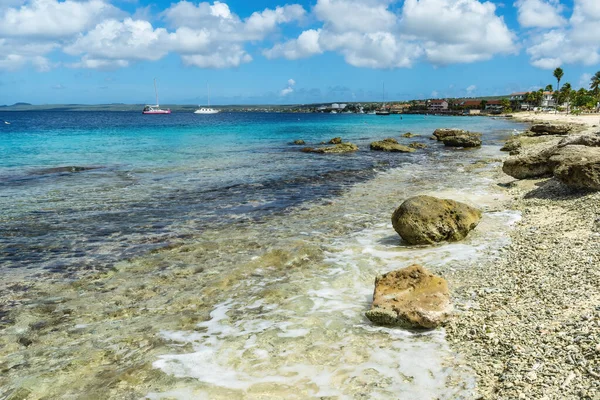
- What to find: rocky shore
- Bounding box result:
[446,121,600,399]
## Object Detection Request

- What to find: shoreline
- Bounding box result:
[445,118,600,398]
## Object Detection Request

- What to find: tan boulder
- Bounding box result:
[442,133,482,148]
[432,128,469,141]
[370,139,415,152]
[551,145,600,190]
[304,143,359,154]
[502,146,557,179]
[409,142,427,149]
[402,132,416,138]
[392,195,482,245]
[365,265,452,329]
[329,137,342,144]
[558,134,600,148]
[529,123,572,136]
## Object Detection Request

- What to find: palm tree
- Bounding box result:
[553,68,564,113]
[590,71,600,97]
[560,83,572,113]
[545,84,553,92]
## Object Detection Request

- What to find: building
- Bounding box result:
[427,99,449,112]
[390,103,411,113]
[485,100,503,111]
[460,100,483,110]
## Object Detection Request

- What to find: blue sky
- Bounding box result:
[0,0,599,105]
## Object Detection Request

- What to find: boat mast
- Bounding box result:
[154,78,159,106]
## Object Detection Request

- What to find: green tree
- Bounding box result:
[553,68,564,113]
[480,100,488,110]
[590,71,600,98]
[501,98,511,112]
[560,82,572,113]
[544,84,553,92]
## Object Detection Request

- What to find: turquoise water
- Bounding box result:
[0,111,528,399]
[0,111,520,274]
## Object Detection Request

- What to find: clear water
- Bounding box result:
[0,111,520,274]
[0,111,525,399]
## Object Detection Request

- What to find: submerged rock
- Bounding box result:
[529,123,572,136]
[402,132,416,138]
[365,265,452,329]
[329,137,342,144]
[409,142,427,149]
[392,195,482,245]
[30,166,100,175]
[442,133,482,148]
[304,143,359,154]
[293,139,306,145]
[370,139,415,152]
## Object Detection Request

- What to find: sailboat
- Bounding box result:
[142,78,171,114]
[195,84,219,114]
[376,83,390,116]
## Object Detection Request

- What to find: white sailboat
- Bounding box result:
[376,83,390,116]
[195,84,219,114]
[142,78,171,114]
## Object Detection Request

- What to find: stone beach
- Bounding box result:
[446,117,600,399]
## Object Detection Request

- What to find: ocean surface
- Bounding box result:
[0,111,525,399]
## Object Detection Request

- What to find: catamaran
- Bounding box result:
[143,79,171,114]
[195,84,219,114]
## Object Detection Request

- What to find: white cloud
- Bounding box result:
[524,0,600,68]
[281,78,296,96]
[515,0,566,28]
[265,0,516,68]
[0,38,56,71]
[466,85,477,93]
[63,1,305,69]
[0,0,122,38]
[263,29,323,60]
[431,90,439,97]
[401,0,517,64]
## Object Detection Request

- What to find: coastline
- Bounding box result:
[446,114,600,399]
[1,113,597,398]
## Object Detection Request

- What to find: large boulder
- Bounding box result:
[391,195,482,245]
[442,133,482,148]
[365,265,452,329]
[502,146,557,179]
[500,139,522,154]
[432,128,469,141]
[370,138,415,153]
[558,134,600,148]
[529,123,572,136]
[551,145,600,190]
[303,143,359,154]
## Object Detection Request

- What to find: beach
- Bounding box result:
[1,112,598,398]
[446,113,600,399]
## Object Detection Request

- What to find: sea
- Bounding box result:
[0,111,525,399]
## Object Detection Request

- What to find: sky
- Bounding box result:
[0,0,599,105]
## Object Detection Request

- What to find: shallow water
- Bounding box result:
[0,112,525,399]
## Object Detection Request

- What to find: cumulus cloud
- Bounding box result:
[523,0,600,68]
[514,0,566,28]
[265,0,516,68]
[0,0,122,38]
[466,85,477,94]
[281,78,296,96]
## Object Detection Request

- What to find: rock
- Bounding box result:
[305,143,359,154]
[502,147,557,179]
[501,139,522,153]
[432,128,469,141]
[329,137,342,144]
[30,166,100,175]
[402,132,416,138]
[409,143,427,149]
[370,140,415,152]
[529,123,572,136]
[391,195,482,245]
[558,135,600,148]
[293,139,305,145]
[551,145,600,190]
[365,265,452,329]
[442,133,482,148]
